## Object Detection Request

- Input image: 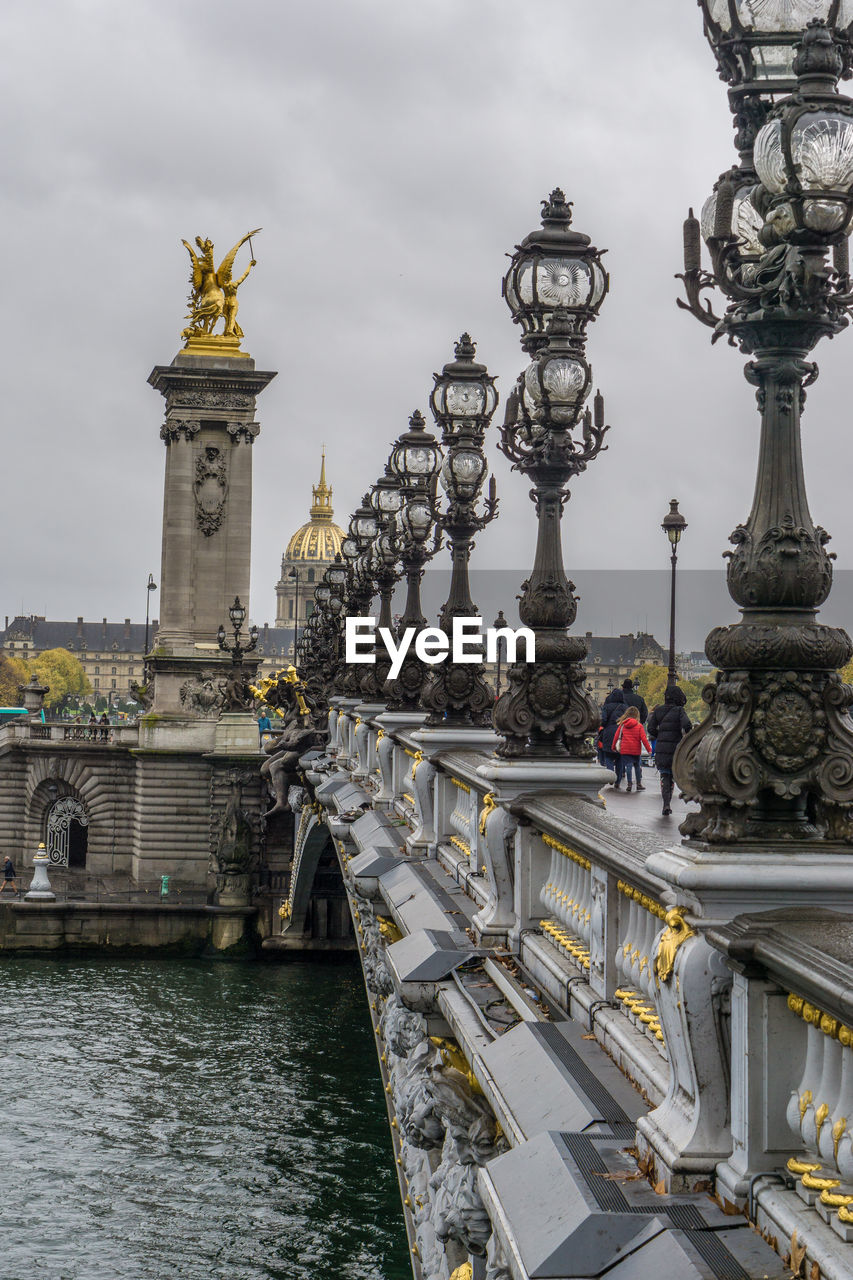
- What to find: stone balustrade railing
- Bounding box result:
[0,720,140,746]
[299,698,851,1280]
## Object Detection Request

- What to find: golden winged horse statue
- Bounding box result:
[181,228,261,341]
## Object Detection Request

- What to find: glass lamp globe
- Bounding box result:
[429,334,498,435]
[327,559,348,588]
[440,449,486,499]
[522,358,591,424]
[755,116,853,235]
[228,598,247,629]
[401,498,433,543]
[701,0,853,90]
[371,472,404,517]
[701,182,764,254]
[390,412,441,491]
[315,584,331,604]
[503,189,608,351]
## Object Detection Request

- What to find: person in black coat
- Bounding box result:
[647,685,691,815]
[620,678,648,724]
[620,679,649,787]
[599,688,626,787]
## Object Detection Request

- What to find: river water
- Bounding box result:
[0,957,411,1280]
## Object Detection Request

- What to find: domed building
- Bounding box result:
[274,451,345,628]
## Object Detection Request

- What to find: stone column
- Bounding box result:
[144,351,275,746]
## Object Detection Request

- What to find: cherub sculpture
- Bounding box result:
[181,228,261,340]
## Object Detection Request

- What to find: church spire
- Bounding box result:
[310,447,333,522]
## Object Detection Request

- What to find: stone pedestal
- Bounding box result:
[645,841,853,925]
[25,844,55,901]
[148,349,275,719]
[212,712,260,756]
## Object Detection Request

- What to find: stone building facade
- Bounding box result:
[0,615,155,701]
[581,631,666,698]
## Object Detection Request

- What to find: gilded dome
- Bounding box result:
[286,521,344,562]
[284,451,345,563]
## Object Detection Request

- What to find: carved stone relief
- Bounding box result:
[172,389,254,410]
[179,670,222,718]
[193,446,228,536]
[226,420,260,445]
[160,418,200,444]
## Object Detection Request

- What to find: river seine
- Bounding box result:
[0,956,411,1280]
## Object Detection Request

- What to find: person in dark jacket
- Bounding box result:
[647,686,691,815]
[620,678,648,723]
[599,688,626,787]
[0,855,17,896]
[620,678,648,784]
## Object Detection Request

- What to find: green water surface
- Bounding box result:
[0,956,411,1280]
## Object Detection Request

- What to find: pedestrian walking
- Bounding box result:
[612,708,651,793]
[620,678,649,787]
[599,687,626,787]
[647,686,692,815]
[0,855,17,896]
[620,678,648,723]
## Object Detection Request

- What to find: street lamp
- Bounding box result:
[676,18,853,843]
[494,190,611,758]
[421,335,499,726]
[144,573,157,659]
[493,610,508,700]
[661,500,687,688]
[383,413,442,711]
[217,597,259,711]
[288,567,300,655]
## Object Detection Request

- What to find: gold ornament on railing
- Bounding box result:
[654,909,695,984]
[479,791,497,836]
[180,228,261,354]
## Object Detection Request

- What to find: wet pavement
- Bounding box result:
[599,765,699,838]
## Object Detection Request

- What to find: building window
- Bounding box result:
[95,666,100,675]
[289,599,293,618]
[307,569,315,583]
[111,667,116,675]
[111,680,116,689]
[94,679,99,689]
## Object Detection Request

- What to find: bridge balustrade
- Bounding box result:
[296,700,853,1277]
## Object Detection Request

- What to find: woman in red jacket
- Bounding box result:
[612,708,651,793]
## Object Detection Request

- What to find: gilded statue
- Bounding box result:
[181,228,261,342]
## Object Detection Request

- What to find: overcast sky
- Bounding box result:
[3,0,851,638]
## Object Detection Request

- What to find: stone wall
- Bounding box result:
[0,901,256,955]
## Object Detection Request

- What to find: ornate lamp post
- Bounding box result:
[383,412,442,710]
[698,0,853,165]
[287,567,300,654]
[217,596,259,711]
[676,19,853,843]
[493,190,610,757]
[662,500,687,687]
[144,572,157,660]
[421,334,499,725]
[493,610,508,699]
[358,470,403,700]
[339,498,379,697]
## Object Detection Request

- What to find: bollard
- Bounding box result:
[25,842,56,901]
